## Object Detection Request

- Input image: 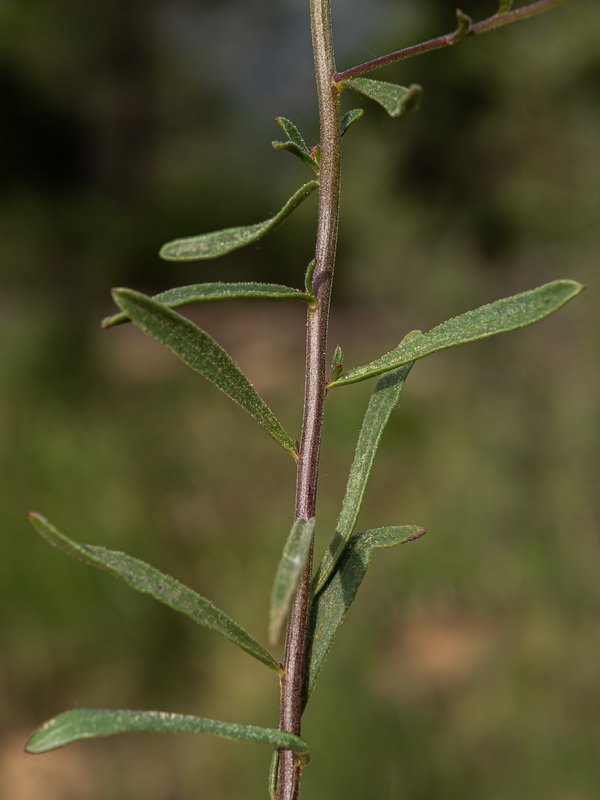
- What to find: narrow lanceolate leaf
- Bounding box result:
[29,513,281,673]
[112,289,296,458]
[160,180,319,261]
[339,77,422,118]
[313,359,415,595]
[269,518,316,646]
[340,108,364,136]
[102,282,312,328]
[26,709,309,759]
[330,280,584,388]
[304,526,426,705]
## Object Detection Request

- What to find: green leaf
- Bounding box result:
[269,749,280,800]
[112,289,297,457]
[160,180,319,261]
[313,359,415,595]
[340,108,364,136]
[330,280,584,388]
[304,526,425,705]
[25,709,309,759]
[339,78,422,118]
[272,117,320,173]
[274,117,310,154]
[453,9,473,41]
[497,0,514,13]
[330,345,344,383]
[269,518,316,646]
[304,259,317,298]
[102,282,313,329]
[29,513,282,673]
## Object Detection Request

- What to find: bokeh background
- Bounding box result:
[1,1,598,798]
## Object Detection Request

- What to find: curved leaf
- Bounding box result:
[112,289,297,458]
[304,526,426,706]
[272,117,319,173]
[26,709,309,759]
[330,280,584,388]
[160,180,319,261]
[102,282,313,329]
[29,513,282,673]
[313,357,416,595]
[269,518,316,646]
[339,77,422,118]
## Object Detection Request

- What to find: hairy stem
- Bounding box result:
[276,0,340,798]
[335,0,571,82]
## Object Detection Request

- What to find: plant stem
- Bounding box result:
[334,0,571,82]
[276,0,340,798]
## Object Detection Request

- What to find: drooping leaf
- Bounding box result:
[29,513,281,673]
[340,108,364,136]
[304,526,426,705]
[269,518,316,646]
[313,358,415,595]
[112,289,296,457]
[102,282,313,329]
[26,709,309,759]
[339,77,422,118]
[329,280,584,388]
[160,180,319,261]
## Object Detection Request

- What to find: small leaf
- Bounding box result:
[269,749,280,800]
[330,280,584,388]
[453,9,473,42]
[497,0,514,13]
[272,141,320,173]
[269,518,316,646]
[29,513,282,673]
[112,289,296,457]
[160,180,319,261]
[26,709,309,759]
[313,361,414,595]
[304,526,425,705]
[102,282,312,329]
[330,345,344,383]
[340,108,364,136]
[304,259,316,297]
[339,78,422,118]
[274,117,310,154]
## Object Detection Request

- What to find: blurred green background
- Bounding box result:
[1,1,598,798]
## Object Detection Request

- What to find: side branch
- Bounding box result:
[334,0,571,82]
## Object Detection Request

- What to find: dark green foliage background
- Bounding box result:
[1,1,598,798]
